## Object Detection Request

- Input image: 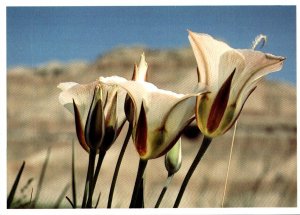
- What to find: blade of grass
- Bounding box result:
[221,121,238,207]
[32,147,51,208]
[66,196,75,208]
[54,183,70,208]
[94,192,101,208]
[7,161,26,208]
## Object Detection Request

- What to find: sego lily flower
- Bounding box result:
[58,80,126,152]
[188,31,285,137]
[100,75,206,160]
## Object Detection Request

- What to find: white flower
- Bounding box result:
[58,80,126,152]
[188,31,285,137]
[100,73,206,160]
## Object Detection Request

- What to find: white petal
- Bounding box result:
[100,76,206,159]
[136,53,148,81]
[231,50,285,100]
[57,82,78,91]
[145,90,186,128]
[58,81,98,124]
[218,50,245,90]
[164,96,196,137]
[188,31,232,88]
[100,76,185,124]
[102,84,127,130]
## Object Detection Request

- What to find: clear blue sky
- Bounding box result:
[7,6,296,84]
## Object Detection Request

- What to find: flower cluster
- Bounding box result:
[58,31,285,208]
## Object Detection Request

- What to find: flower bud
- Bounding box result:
[165,138,182,176]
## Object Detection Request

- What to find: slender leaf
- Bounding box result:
[66,196,75,208]
[7,161,26,208]
[54,183,70,208]
[71,139,77,208]
[32,148,51,208]
[94,192,101,208]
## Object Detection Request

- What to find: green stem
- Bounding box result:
[107,124,133,208]
[86,149,105,208]
[81,148,96,208]
[129,159,148,208]
[92,150,106,190]
[155,174,173,208]
[173,136,212,208]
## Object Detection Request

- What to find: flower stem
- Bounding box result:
[173,136,212,208]
[155,174,173,208]
[107,124,133,208]
[86,150,106,208]
[81,148,96,208]
[129,159,148,208]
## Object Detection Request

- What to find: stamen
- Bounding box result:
[251,34,267,50]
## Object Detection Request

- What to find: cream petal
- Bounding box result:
[188,31,232,88]
[231,50,285,100]
[153,95,197,156]
[136,53,148,81]
[102,84,127,131]
[220,85,257,135]
[58,81,99,124]
[139,85,205,159]
[101,76,207,159]
[163,95,197,137]
[218,50,245,90]
[131,53,148,81]
[57,82,78,91]
[100,76,150,124]
[141,94,195,159]
[141,88,188,145]
[100,76,184,125]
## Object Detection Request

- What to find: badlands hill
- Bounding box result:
[7,47,296,208]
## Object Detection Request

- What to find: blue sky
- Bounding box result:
[7,6,296,84]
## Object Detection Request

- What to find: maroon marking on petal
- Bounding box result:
[223,86,257,133]
[125,94,135,123]
[87,99,104,150]
[156,117,195,159]
[135,102,148,157]
[196,67,201,83]
[73,99,89,152]
[207,69,236,133]
[84,87,97,148]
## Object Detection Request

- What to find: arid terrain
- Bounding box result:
[7,47,296,208]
